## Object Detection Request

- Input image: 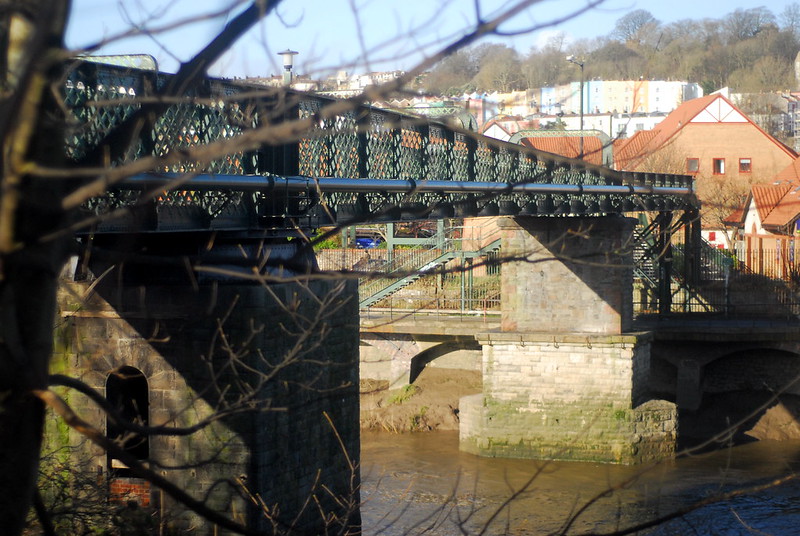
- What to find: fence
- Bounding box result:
[634,245,800,319]
[317,231,800,321]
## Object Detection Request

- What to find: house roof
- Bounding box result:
[613,130,657,171]
[725,158,800,230]
[758,158,800,229]
[481,118,539,137]
[480,119,513,138]
[774,156,800,183]
[520,136,604,166]
[762,185,800,228]
[752,182,793,225]
[723,205,745,227]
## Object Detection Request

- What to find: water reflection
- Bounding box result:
[361,431,800,535]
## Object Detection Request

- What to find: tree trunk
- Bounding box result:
[0,1,70,533]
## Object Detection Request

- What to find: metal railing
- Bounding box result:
[359,221,504,308]
[312,220,503,312]
[64,60,699,234]
[635,242,800,319]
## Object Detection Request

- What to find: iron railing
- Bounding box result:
[62,60,699,234]
[635,242,800,319]
[357,223,501,308]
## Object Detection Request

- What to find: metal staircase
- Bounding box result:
[358,222,502,308]
[633,213,741,314]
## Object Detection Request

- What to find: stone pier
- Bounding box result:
[459,216,676,464]
[53,275,361,532]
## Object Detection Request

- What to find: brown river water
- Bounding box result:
[360,431,800,535]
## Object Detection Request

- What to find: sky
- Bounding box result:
[64,0,800,79]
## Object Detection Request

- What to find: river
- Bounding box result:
[360,431,800,535]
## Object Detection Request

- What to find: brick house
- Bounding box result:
[614,93,796,181]
[613,93,797,241]
[724,158,800,279]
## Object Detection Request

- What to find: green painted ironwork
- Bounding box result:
[63,60,699,235]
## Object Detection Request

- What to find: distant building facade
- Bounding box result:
[538,79,703,116]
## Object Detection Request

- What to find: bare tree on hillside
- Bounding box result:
[424,48,478,95]
[722,7,777,44]
[471,43,523,93]
[610,9,659,45]
[781,2,800,38]
[521,33,568,88]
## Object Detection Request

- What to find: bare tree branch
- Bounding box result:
[33,387,263,536]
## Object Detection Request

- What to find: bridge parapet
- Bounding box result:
[63,60,698,237]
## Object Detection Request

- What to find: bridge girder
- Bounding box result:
[63,60,699,237]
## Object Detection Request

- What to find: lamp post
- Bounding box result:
[278,49,298,86]
[566,55,584,159]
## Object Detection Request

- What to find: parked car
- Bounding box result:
[356,237,382,249]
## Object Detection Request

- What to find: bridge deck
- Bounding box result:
[361,311,800,342]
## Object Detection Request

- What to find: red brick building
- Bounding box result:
[614,93,796,182]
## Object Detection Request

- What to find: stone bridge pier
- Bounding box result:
[459,216,676,464]
[53,259,361,533]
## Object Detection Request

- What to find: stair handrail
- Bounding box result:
[358,219,504,307]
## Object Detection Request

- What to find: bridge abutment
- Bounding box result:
[53,275,360,532]
[460,216,676,463]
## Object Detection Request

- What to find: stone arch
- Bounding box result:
[649,355,678,400]
[106,366,149,475]
[409,340,477,383]
[684,347,800,444]
[703,348,800,396]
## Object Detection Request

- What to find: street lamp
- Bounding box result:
[566,55,584,159]
[278,49,298,86]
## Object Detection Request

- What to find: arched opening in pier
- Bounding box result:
[681,349,800,447]
[106,366,149,475]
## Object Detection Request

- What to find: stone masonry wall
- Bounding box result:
[51,277,360,534]
[460,332,676,464]
[499,216,636,334]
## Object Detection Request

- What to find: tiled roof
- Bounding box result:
[613,130,658,170]
[520,136,604,165]
[758,158,800,228]
[752,182,794,226]
[613,94,797,170]
[613,96,719,170]
[649,94,719,143]
[762,187,800,228]
[723,205,745,226]
[774,157,800,183]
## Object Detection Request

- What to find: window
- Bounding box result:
[107,367,149,474]
[713,158,725,175]
[739,158,752,173]
[686,158,699,174]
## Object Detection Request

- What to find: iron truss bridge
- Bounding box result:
[65,60,699,238]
